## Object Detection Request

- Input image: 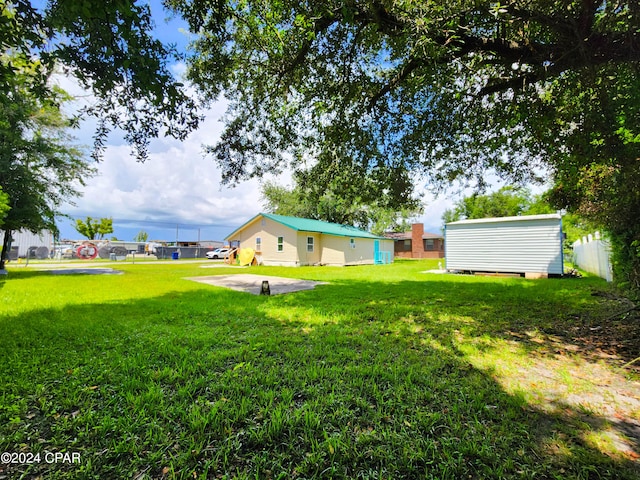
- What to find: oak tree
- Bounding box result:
[0,63,90,269]
[2,0,201,161]
[0,188,9,227]
[261,170,422,235]
[168,0,640,293]
[74,217,114,240]
[442,187,535,224]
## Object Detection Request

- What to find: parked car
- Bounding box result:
[206,247,231,259]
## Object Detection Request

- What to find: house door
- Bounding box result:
[374,240,380,264]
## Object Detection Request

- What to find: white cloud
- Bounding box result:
[418,195,452,233]
[51,63,292,237]
[61,107,276,226]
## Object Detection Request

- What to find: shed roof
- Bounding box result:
[226,213,387,240]
[446,213,561,226]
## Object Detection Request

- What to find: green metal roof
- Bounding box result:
[226,213,387,240]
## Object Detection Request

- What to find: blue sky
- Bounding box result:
[53,1,456,243]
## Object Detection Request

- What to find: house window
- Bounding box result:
[394,239,411,253]
[424,239,435,251]
[277,236,284,252]
[255,237,262,251]
[350,238,356,249]
[307,236,314,252]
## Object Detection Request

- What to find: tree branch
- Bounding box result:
[578,0,601,37]
[447,34,545,63]
[367,56,424,111]
[479,72,541,96]
[279,14,339,78]
[460,31,640,96]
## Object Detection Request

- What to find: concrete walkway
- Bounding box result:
[185,274,328,295]
[50,268,124,275]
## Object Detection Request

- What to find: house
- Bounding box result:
[384,223,445,259]
[225,213,394,266]
[444,214,564,277]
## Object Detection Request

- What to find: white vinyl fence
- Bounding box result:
[572,232,613,282]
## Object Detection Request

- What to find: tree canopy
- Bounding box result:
[133,230,149,242]
[74,217,114,240]
[0,63,90,268]
[0,188,9,227]
[442,187,536,225]
[1,0,201,161]
[261,160,422,234]
[169,0,638,184]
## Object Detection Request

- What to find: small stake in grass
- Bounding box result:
[260,280,271,296]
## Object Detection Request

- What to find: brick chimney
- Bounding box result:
[411,223,424,258]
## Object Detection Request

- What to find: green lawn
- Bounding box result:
[1,259,639,479]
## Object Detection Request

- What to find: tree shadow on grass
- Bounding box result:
[268,275,640,458]
[1,269,85,281]
[301,274,640,363]
[0,276,639,479]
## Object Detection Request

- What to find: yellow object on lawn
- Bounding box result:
[238,248,256,266]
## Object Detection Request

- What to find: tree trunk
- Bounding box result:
[0,229,12,271]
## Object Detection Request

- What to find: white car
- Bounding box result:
[206,247,231,259]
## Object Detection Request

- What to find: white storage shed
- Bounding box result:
[444,214,564,276]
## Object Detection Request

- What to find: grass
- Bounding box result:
[1,259,639,479]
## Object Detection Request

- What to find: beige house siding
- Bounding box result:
[296,233,321,265]
[346,237,369,265]
[319,235,347,265]
[321,235,378,266]
[233,217,299,266]
[380,239,394,258]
